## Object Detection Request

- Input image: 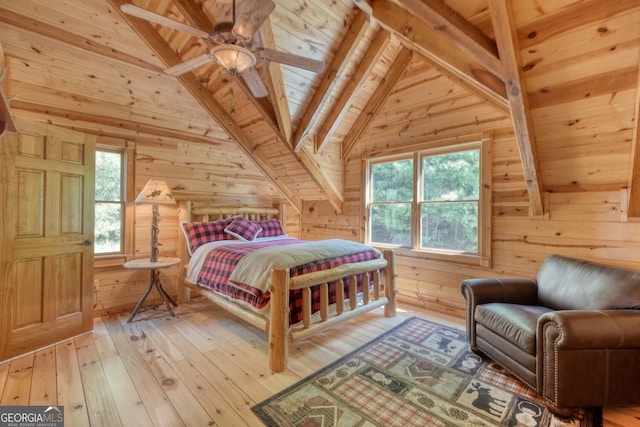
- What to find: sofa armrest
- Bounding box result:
[537,310,640,406]
[460,278,538,347]
[538,309,640,350]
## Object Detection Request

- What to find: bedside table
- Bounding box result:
[123,257,181,323]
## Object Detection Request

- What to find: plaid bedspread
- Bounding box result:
[196,238,380,324]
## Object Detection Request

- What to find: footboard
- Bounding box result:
[268,249,397,372]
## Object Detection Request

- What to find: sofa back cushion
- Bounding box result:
[537,255,640,310]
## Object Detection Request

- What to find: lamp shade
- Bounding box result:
[134,179,175,205]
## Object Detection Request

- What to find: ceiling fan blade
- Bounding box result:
[256,48,325,73]
[232,0,276,41]
[120,4,210,39]
[164,53,213,76]
[241,68,268,98]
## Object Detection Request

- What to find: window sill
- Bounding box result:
[94,254,130,269]
[370,244,490,268]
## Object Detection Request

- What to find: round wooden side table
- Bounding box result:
[123,257,181,323]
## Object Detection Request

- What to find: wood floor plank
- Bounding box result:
[141,318,254,426]
[104,316,187,427]
[115,318,213,426]
[0,353,34,406]
[29,346,57,405]
[0,297,638,426]
[74,334,122,427]
[92,318,155,427]
[55,340,90,426]
[0,362,9,397]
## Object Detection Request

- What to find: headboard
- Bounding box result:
[175,200,285,302]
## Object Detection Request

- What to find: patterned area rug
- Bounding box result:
[252,317,602,427]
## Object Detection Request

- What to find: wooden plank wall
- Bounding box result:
[304,123,640,318]
[91,135,298,317]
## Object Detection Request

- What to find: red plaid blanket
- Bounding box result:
[196,238,380,324]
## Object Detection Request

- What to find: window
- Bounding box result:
[366,138,490,266]
[95,148,125,254]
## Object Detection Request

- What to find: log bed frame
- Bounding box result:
[176,201,397,372]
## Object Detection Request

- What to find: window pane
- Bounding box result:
[371,159,413,202]
[421,202,478,252]
[423,149,479,201]
[95,203,122,253]
[370,203,411,246]
[96,151,122,201]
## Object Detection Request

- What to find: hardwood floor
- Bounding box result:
[0,298,638,426]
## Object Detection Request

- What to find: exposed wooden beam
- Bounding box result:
[292,8,369,152]
[627,55,640,218]
[0,6,164,73]
[391,0,501,78]
[255,18,293,143]
[528,67,638,109]
[372,0,508,111]
[518,0,640,50]
[316,29,390,153]
[297,146,344,213]
[343,48,412,158]
[171,0,214,35]
[489,0,544,218]
[109,0,302,213]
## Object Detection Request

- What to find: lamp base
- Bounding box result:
[150,203,160,262]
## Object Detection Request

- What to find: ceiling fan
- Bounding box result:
[120,0,325,98]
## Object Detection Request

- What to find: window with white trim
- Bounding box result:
[366,140,490,266]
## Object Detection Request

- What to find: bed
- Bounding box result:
[176,201,397,372]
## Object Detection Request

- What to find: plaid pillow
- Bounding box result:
[224,217,262,241]
[181,219,232,255]
[256,219,285,238]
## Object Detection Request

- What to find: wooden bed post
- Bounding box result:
[269,266,290,372]
[383,249,397,317]
[177,200,191,304]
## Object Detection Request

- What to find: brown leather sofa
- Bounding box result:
[461,254,640,410]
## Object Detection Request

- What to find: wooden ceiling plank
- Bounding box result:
[315,28,390,153]
[372,0,508,111]
[518,0,640,50]
[391,0,502,78]
[489,0,544,218]
[255,18,293,143]
[0,6,164,73]
[626,54,640,218]
[109,0,302,213]
[343,47,412,158]
[292,8,369,152]
[11,101,228,145]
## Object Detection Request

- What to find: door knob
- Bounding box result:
[83,240,92,246]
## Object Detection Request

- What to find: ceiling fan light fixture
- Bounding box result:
[210,45,255,74]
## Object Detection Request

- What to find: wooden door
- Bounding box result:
[0,120,95,360]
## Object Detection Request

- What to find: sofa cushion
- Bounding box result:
[475,303,553,355]
[537,255,640,310]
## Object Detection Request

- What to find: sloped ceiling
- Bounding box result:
[1,0,639,216]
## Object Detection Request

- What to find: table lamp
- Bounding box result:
[134,179,176,262]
